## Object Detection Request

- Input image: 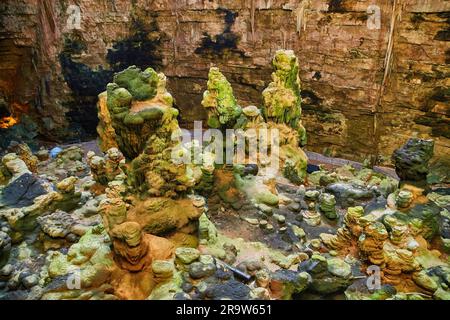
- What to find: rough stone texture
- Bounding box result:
[392,138,434,183]
[0,0,448,162]
[0,173,47,208]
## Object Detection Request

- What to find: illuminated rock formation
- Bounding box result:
[90,66,203,286]
[87,148,125,186]
[95,65,204,197]
[7,142,38,173]
[202,67,242,129]
[392,138,434,187]
[358,222,389,266]
[110,221,174,272]
[262,50,306,146]
[201,50,308,184]
[320,206,365,250]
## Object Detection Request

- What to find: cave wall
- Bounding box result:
[0,0,448,163]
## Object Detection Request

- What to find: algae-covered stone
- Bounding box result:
[327,258,352,278]
[326,183,373,204]
[147,272,183,300]
[396,190,413,208]
[123,113,144,126]
[255,191,279,207]
[107,85,133,110]
[188,262,216,279]
[199,213,218,245]
[281,144,308,184]
[113,66,159,101]
[427,157,450,185]
[299,254,352,294]
[175,247,200,265]
[319,193,337,219]
[412,270,438,292]
[242,105,261,117]
[392,138,434,184]
[269,270,311,300]
[202,67,242,127]
[305,190,320,200]
[292,225,306,239]
[263,50,302,128]
[433,288,450,300]
[152,260,175,279]
[138,106,164,121]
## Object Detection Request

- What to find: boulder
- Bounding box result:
[392,138,434,184]
[175,247,200,265]
[0,173,47,208]
[269,270,311,300]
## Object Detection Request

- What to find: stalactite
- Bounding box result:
[295,1,309,36]
[283,0,310,37]
[280,29,287,49]
[250,0,256,42]
[258,0,272,10]
[172,0,180,59]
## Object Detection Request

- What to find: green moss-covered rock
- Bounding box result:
[392,138,434,184]
[138,107,165,121]
[47,226,113,285]
[199,213,218,245]
[113,66,159,101]
[106,84,133,110]
[147,272,183,300]
[319,193,337,220]
[270,270,311,300]
[327,258,352,278]
[123,113,144,126]
[263,50,302,128]
[281,144,308,184]
[202,67,242,127]
[255,191,279,207]
[175,247,200,265]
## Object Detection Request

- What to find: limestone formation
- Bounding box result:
[396,190,414,208]
[319,193,337,219]
[201,67,242,129]
[392,138,434,186]
[97,66,201,198]
[0,0,448,303]
[37,210,75,239]
[110,221,174,272]
[87,148,125,186]
[201,51,308,184]
[358,222,389,266]
[321,206,365,250]
[7,142,38,173]
[302,210,321,227]
[263,50,305,141]
[1,153,31,181]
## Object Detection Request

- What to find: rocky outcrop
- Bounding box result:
[392,138,435,186]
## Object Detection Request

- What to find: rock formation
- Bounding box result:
[202,67,242,129]
[392,138,435,187]
[89,66,205,292]
[201,50,308,185]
